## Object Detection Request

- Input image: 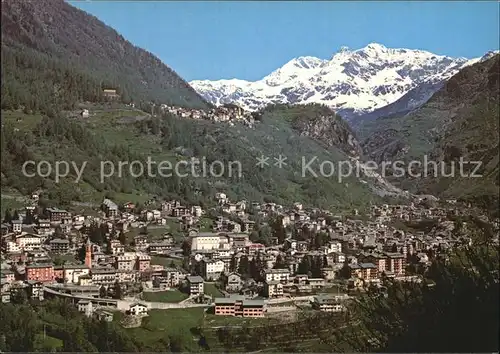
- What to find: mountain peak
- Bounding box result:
[190,44,487,116]
[339,46,350,53]
[364,42,387,51]
[482,50,500,61]
[290,56,326,69]
[2,0,208,109]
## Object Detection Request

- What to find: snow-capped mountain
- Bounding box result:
[190,43,493,120]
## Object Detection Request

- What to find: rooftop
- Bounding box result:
[242,299,265,307]
[91,268,117,274]
[102,198,118,210]
[50,238,69,244]
[26,263,54,269]
[265,269,290,274]
[187,275,204,283]
[46,207,68,213]
[130,302,148,308]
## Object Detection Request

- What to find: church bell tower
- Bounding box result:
[85,238,92,269]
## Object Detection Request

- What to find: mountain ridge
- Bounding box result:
[1,0,209,110]
[190,44,496,120]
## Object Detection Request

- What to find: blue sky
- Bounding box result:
[71,1,499,81]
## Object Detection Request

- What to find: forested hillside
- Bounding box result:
[361,55,499,213]
[1,0,208,112]
[1,103,379,211]
[0,0,387,211]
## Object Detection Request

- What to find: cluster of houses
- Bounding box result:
[79,88,260,128]
[159,103,260,126]
[1,191,497,320]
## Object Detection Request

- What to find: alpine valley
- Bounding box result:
[1,0,498,214]
[0,0,404,214]
[191,44,500,212]
[0,0,499,353]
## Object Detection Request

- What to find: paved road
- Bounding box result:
[44,285,317,312]
[266,305,296,313]
[266,295,312,304]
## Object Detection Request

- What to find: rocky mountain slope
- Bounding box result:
[1,0,208,109]
[351,80,446,133]
[362,54,499,211]
[267,104,363,158]
[190,43,486,120]
[353,50,499,132]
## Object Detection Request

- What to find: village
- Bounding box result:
[1,190,498,326]
[159,102,261,126]
[79,89,261,128]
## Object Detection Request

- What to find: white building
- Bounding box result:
[312,294,349,312]
[77,300,93,317]
[129,303,148,316]
[332,252,346,264]
[16,234,42,251]
[215,193,227,204]
[11,220,22,234]
[5,241,21,253]
[326,241,342,254]
[191,206,203,217]
[109,240,125,255]
[186,275,204,295]
[265,281,284,298]
[64,265,90,284]
[202,259,225,280]
[191,233,225,251]
[115,253,137,271]
[264,269,290,283]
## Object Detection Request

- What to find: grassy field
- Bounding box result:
[34,333,64,351]
[125,226,167,242]
[124,219,184,245]
[142,290,189,303]
[147,227,171,239]
[113,307,280,351]
[112,304,349,352]
[113,192,153,205]
[2,108,163,207]
[164,218,185,241]
[2,110,44,130]
[84,108,180,164]
[198,217,214,232]
[204,283,224,298]
[0,197,25,219]
[50,252,78,265]
[115,308,205,351]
